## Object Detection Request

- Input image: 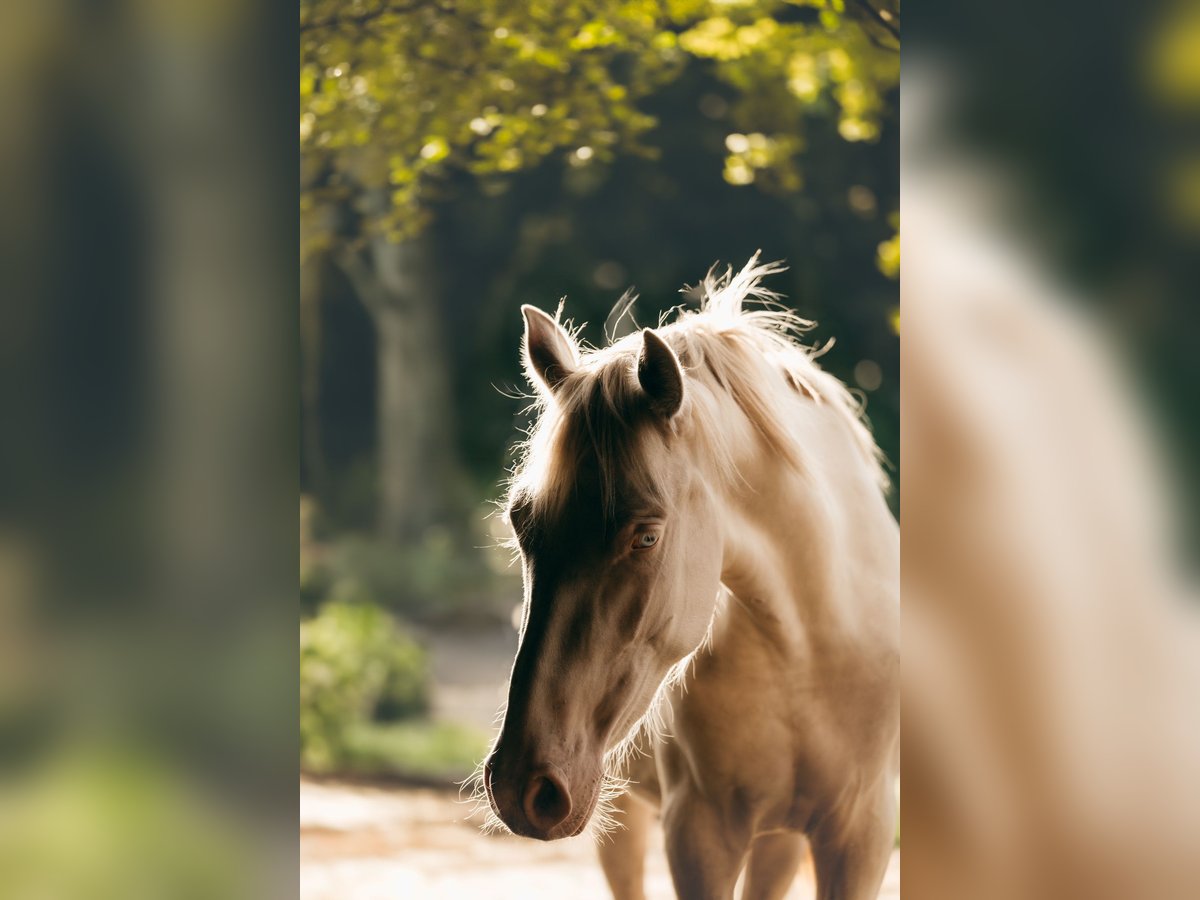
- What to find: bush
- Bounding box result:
[372,620,429,722]
[299,600,430,772]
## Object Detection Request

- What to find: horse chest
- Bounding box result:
[655,645,881,825]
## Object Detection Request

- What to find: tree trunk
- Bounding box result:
[338,233,458,544]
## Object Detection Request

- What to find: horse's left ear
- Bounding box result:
[638,329,685,418]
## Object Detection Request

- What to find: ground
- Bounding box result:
[300,778,900,899]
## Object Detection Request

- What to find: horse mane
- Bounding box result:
[504,254,888,522]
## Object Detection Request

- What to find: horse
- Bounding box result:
[474,256,899,900]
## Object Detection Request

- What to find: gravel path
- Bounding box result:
[300,778,899,899]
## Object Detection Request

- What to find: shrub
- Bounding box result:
[299,600,430,772]
[372,631,429,722]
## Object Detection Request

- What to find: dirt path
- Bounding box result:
[300,778,899,899]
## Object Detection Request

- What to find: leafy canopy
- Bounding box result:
[300,0,899,253]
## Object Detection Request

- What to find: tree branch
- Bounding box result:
[860,24,900,54]
[849,0,900,43]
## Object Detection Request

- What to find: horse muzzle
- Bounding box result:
[484,754,600,840]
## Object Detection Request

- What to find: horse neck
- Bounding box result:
[709,398,899,659]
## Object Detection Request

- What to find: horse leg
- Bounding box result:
[598,787,655,900]
[663,793,752,900]
[741,831,810,900]
[809,785,896,900]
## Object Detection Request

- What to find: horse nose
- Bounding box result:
[522,768,572,836]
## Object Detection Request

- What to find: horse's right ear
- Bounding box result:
[521,305,578,397]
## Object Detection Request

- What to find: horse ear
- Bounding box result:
[638,329,685,418]
[521,304,578,396]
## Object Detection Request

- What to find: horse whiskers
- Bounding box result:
[459,750,633,842]
[457,699,512,835]
[584,771,633,843]
[458,762,503,834]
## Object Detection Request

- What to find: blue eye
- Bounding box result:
[633,532,660,550]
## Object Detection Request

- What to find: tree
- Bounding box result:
[299,0,899,540]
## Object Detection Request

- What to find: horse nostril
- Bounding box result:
[522,770,572,835]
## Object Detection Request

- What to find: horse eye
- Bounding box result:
[633,532,660,550]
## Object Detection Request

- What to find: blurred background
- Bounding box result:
[2,0,1197,895]
[0,0,297,897]
[903,1,1200,898]
[298,2,899,894]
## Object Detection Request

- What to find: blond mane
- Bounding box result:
[505,253,888,522]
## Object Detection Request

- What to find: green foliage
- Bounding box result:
[0,750,252,900]
[677,1,899,190]
[340,720,490,781]
[374,637,431,723]
[877,232,899,279]
[300,0,899,254]
[299,601,431,772]
[301,0,678,250]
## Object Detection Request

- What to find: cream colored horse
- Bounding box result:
[478,257,898,900]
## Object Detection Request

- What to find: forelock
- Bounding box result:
[508,349,670,522]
